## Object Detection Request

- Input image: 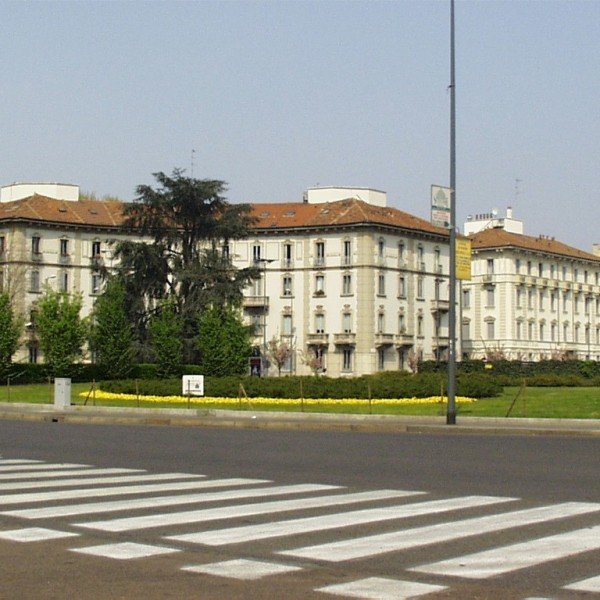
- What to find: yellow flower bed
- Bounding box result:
[80,390,477,406]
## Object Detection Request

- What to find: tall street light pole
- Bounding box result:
[447,0,457,425]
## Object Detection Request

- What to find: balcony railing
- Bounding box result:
[374,333,394,347]
[430,299,450,313]
[394,332,414,347]
[243,296,269,309]
[306,332,329,346]
[333,333,356,346]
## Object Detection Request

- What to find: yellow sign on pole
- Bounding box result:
[455,238,472,280]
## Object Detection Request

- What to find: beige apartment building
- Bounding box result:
[0,183,452,374]
[462,208,600,361]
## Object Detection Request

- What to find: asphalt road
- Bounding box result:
[0,420,599,599]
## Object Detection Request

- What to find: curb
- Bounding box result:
[0,402,599,437]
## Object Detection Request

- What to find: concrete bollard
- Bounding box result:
[54,378,72,409]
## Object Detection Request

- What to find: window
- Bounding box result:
[539,290,545,310]
[417,245,425,270]
[59,272,68,292]
[550,264,555,279]
[539,322,545,341]
[487,258,494,275]
[315,274,325,295]
[377,347,385,370]
[252,244,261,263]
[551,291,557,311]
[516,320,522,340]
[434,248,441,272]
[28,342,38,364]
[0,236,5,256]
[562,265,567,280]
[315,241,325,267]
[463,289,471,309]
[538,262,543,277]
[417,276,424,299]
[516,287,523,308]
[282,275,293,296]
[343,312,352,333]
[528,321,534,340]
[30,270,40,293]
[398,313,406,333]
[221,243,229,258]
[91,273,102,295]
[462,319,470,340]
[377,313,385,334]
[563,322,569,340]
[378,238,385,259]
[31,236,41,255]
[342,347,353,372]
[515,259,521,273]
[60,239,69,256]
[573,268,579,282]
[283,243,292,268]
[398,276,406,298]
[486,320,495,340]
[486,286,495,308]
[398,242,405,266]
[417,314,423,336]
[527,261,532,275]
[342,274,352,295]
[315,313,325,334]
[528,290,535,310]
[92,240,102,257]
[377,273,385,296]
[551,323,556,342]
[342,240,351,265]
[282,314,292,336]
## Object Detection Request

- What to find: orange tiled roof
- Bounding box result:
[0,194,450,238]
[0,194,123,228]
[469,227,600,263]
[249,198,449,237]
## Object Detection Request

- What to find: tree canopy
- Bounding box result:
[112,170,259,363]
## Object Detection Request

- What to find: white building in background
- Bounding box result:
[0,183,452,374]
[462,208,600,361]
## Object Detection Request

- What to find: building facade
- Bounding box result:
[462,209,600,361]
[1,183,452,375]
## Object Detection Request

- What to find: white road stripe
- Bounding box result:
[411,524,600,579]
[0,463,89,472]
[168,495,513,546]
[71,542,179,560]
[5,481,342,520]
[0,479,258,505]
[0,527,79,542]
[0,459,44,465]
[0,465,143,481]
[315,577,447,599]
[77,489,413,532]
[564,574,600,593]
[182,559,302,580]
[279,502,600,562]
[0,471,207,490]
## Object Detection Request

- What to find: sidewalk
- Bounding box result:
[1,401,599,437]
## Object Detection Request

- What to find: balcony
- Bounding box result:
[374,333,394,347]
[394,332,414,347]
[307,332,329,346]
[333,332,356,346]
[430,299,450,313]
[313,257,325,268]
[482,274,493,283]
[31,252,43,263]
[59,253,71,265]
[432,335,450,349]
[243,295,269,309]
[281,258,293,269]
[90,255,104,269]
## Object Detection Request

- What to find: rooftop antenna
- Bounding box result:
[514,178,522,203]
[191,149,196,178]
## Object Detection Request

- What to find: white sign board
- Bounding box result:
[431,184,451,228]
[182,375,204,396]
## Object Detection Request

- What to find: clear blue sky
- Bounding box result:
[2,0,598,251]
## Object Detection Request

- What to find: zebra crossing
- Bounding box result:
[0,456,599,599]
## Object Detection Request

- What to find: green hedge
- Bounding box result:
[101,371,502,399]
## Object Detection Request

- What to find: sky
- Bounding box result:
[2,0,599,251]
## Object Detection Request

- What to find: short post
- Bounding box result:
[54,378,71,409]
